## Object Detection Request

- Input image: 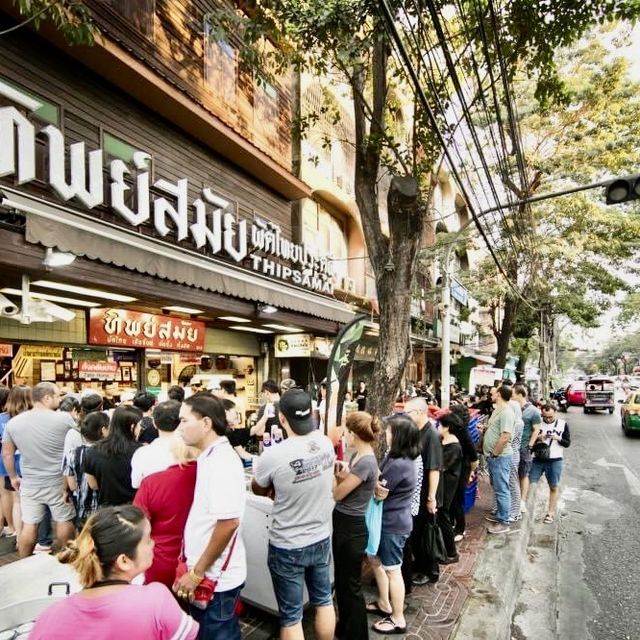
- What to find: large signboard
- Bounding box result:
[0,81,335,296]
[89,308,205,352]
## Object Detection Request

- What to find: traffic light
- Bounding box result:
[605,175,640,205]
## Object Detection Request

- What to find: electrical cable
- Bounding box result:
[377,0,538,311]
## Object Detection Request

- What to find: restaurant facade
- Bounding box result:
[0,4,357,410]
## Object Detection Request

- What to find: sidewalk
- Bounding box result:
[0,476,539,640]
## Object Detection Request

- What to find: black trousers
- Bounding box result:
[451,462,470,535]
[409,511,439,580]
[437,508,457,558]
[332,510,368,640]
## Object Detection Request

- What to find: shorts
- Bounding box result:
[20,483,76,525]
[267,537,333,626]
[377,532,409,570]
[518,447,533,479]
[529,459,563,488]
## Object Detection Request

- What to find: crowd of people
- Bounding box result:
[0,374,571,639]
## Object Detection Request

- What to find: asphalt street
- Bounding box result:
[513,405,640,640]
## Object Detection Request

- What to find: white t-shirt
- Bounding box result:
[62,428,82,469]
[184,437,246,591]
[130,435,177,489]
[254,430,335,550]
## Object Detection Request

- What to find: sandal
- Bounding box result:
[366,601,392,617]
[543,513,554,524]
[372,616,407,635]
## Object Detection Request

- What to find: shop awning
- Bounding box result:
[461,349,495,365]
[3,188,356,325]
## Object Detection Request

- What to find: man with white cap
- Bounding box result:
[253,389,336,640]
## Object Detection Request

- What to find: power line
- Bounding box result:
[377,0,538,311]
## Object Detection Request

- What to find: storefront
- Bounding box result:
[0,28,354,404]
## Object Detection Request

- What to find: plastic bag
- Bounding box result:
[365,498,383,556]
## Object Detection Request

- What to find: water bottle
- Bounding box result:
[262,432,272,450]
[273,427,283,445]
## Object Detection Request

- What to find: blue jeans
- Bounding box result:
[488,455,511,525]
[268,537,333,626]
[190,583,243,640]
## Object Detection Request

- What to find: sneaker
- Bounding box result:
[509,514,522,523]
[34,543,52,554]
[520,503,527,514]
[454,533,465,543]
[485,514,499,523]
[487,523,510,535]
[412,574,429,586]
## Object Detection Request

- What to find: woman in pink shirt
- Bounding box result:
[31,505,198,640]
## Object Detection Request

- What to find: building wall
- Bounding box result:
[86,0,292,169]
[0,29,294,247]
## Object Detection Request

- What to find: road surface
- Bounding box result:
[512,405,640,640]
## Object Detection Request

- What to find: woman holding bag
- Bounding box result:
[332,412,380,640]
[367,415,420,635]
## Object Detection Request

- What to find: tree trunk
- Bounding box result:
[494,296,517,369]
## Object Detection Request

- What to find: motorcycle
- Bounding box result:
[551,388,568,412]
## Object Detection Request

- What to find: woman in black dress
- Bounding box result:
[436,413,463,561]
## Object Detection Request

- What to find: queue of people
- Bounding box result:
[0,374,570,640]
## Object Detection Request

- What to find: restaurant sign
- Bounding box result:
[274,334,313,358]
[79,361,119,380]
[0,344,13,358]
[89,308,205,352]
[0,82,334,295]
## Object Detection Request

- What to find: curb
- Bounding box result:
[449,482,545,640]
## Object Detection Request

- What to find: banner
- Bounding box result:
[89,308,205,352]
[323,314,368,437]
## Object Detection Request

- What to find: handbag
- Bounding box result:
[531,440,550,460]
[174,532,239,609]
[364,497,384,556]
[422,515,447,564]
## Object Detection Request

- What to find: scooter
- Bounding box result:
[551,388,568,412]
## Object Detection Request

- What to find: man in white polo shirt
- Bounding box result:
[130,400,181,488]
[175,393,246,640]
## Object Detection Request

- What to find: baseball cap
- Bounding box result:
[279,389,315,435]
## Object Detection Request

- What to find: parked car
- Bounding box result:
[621,391,640,436]
[565,380,586,406]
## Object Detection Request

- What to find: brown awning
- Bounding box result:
[2,188,356,325]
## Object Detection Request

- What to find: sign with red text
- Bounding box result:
[0,344,13,358]
[78,361,119,380]
[89,308,205,352]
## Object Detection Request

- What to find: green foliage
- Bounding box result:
[9,1,97,45]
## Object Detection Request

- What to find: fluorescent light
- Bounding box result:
[0,288,100,308]
[32,280,137,303]
[43,248,75,268]
[229,326,274,334]
[263,324,304,333]
[163,306,203,314]
[218,316,252,323]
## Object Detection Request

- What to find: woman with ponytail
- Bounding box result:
[31,505,199,639]
[332,411,380,640]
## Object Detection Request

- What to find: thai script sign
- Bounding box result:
[79,361,119,379]
[274,334,313,358]
[0,80,334,295]
[15,345,65,360]
[0,343,13,358]
[89,308,205,352]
